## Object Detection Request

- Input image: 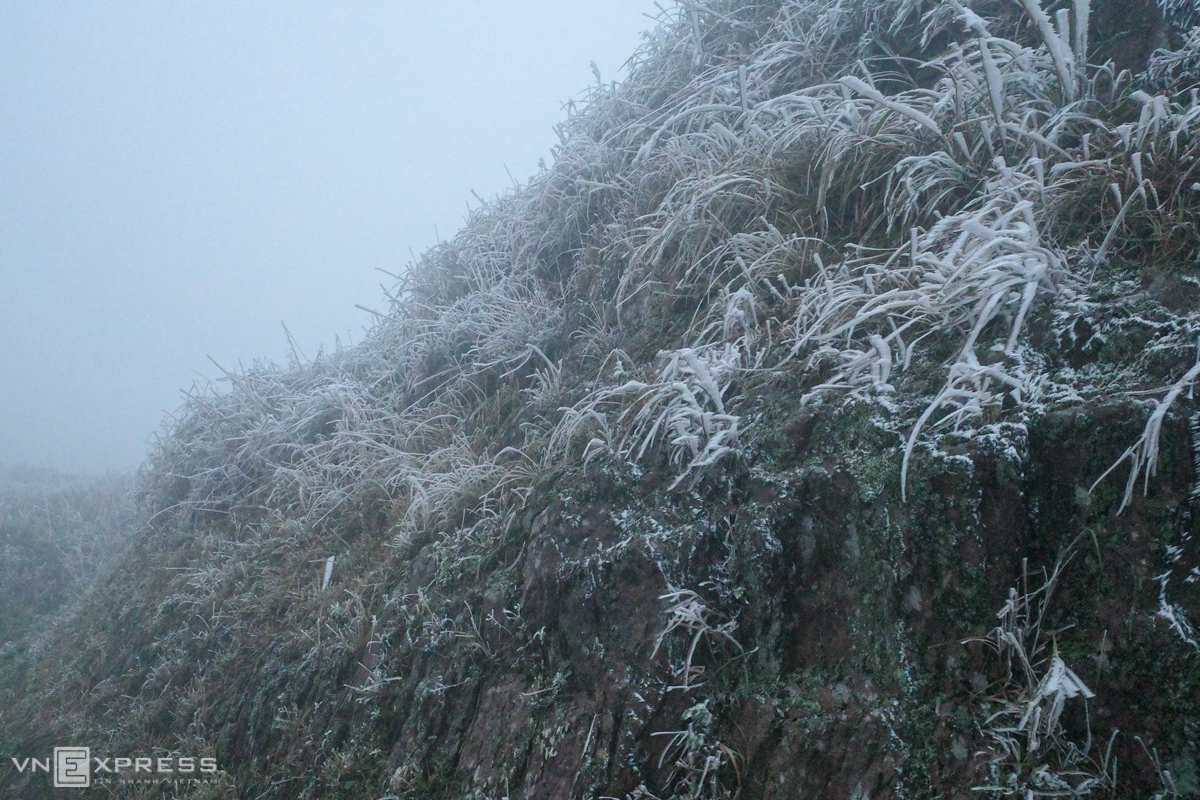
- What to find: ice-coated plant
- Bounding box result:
[970,542,1116,798]
[651,586,743,690]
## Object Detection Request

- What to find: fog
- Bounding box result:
[0,2,658,475]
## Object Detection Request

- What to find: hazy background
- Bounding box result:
[1,2,659,475]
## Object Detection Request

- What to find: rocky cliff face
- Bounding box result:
[4,1,1200,798]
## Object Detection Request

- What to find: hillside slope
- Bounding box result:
[4,0,1200,797]
[0,467,134,647]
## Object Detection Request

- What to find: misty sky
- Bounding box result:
[1,2,660,476]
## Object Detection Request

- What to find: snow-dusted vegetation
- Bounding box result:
[4,0,1200,797]
[144,0,1200,534]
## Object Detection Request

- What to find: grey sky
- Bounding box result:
[1,2,659,475]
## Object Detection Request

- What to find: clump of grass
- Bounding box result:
[639,699,742,800]
[969,540,1117,798]
[651,585,743,691]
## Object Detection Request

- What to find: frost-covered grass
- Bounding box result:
[146,11,1183,561]
[141,0,1200,556]
[971,539,1117,797]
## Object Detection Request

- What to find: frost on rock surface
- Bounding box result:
[3,0,1200,798]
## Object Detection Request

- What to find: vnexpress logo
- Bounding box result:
[11,747,217,788]
[54,747,90,788]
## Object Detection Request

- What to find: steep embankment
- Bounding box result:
[4,0,1200,797]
